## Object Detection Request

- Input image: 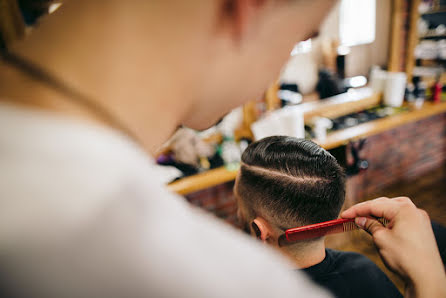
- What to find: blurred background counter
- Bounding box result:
[162,0,446,227]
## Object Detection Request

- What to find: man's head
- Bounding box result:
[234,136,345,246]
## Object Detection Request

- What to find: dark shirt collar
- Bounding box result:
[301,249,334,277]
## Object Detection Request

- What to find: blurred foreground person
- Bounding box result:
[0,1,444,297]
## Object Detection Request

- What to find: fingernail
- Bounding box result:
[355,217,367,228]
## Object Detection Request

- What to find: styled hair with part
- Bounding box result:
[236,136,346,229]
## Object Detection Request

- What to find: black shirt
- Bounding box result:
[301,249,402,298]
[432,221,446,266]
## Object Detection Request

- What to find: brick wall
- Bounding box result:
[185,181,239,227]
[346,112,446,206]
[184,113,446,225]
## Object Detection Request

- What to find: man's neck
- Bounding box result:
[280,239,326,269]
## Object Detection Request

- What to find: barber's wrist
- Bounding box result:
[405,266,446,298]
[406,281,446,298]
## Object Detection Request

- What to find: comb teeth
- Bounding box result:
[343,218,389,231]
[343,220,358,232]
[378,218,389,227]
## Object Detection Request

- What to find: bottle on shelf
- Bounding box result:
[432,76,443,103]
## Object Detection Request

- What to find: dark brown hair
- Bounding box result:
[236,136,345,229]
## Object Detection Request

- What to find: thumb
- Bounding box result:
[356,217,386,236]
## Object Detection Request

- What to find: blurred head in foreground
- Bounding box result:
[235,136,345,264]
[0,0,337,153]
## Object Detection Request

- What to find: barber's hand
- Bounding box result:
[341,197,446,298]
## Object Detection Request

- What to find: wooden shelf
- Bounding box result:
[301,89,381,123]
[420,34,446,40]
[315,101,446,150]
[168,101,446,195]
[168,166,240,195]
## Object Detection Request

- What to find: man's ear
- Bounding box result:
[219,0,267,41]
[252,217,273,243]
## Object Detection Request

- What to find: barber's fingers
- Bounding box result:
[355,217,387,236]
[392,196,416,205]
[341,197,392,219]
[341,196,413,221]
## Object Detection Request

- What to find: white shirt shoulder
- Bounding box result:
[0,103,330,298]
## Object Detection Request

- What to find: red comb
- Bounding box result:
[285,218,389,242]
[285,218,357,242]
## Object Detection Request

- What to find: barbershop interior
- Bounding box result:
[164,0,446,293]
[1,0,446,297]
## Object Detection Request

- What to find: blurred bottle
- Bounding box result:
[405,83,416,103]
[316,69,344,100]
[432,78,443,104]
[413,76,426,108]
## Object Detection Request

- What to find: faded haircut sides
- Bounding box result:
[236,136,346,230]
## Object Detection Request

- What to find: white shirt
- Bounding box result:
[0,103,330,298]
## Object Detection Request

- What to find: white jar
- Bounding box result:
[383,72,407,107]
